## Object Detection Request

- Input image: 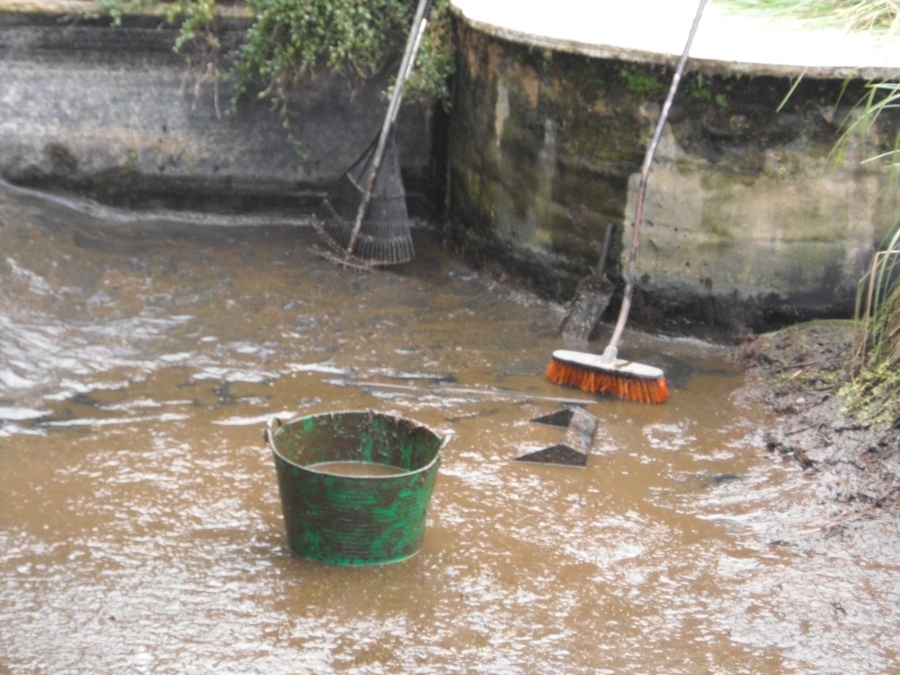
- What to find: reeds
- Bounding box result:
[723,1,900,424]
[840,80,900,426]
[840,81,900,385]
[854,228,900,371]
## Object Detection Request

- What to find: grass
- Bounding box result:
[719,0,900,427]
[717,0,900,33]
[835,77,900,429]
[842,225,900,428]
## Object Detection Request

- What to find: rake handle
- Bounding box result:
[346,0,435,258]
[607,0,707,353]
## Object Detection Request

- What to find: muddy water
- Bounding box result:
[1,180,898,674]
[305,462,411,477]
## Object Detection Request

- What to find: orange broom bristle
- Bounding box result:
[545,359,669,404]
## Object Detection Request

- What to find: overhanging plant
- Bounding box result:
[89,0,456,116]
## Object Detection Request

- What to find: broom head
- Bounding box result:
[314,132,414,266]
[546,349,669,404]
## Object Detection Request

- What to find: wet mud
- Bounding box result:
[1,181,899,673]
[740,322,900,558]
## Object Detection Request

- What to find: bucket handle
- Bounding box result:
[264,416,284,448]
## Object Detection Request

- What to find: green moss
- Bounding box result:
[558,83,645,161]
[699,210,735,241]
[561,57,607,99]
[618,65,664,97]
[839,360,900,427]
[684,76,728,107]
[499,51,645,164]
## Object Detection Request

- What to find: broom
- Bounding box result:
[314,0,435,266]
[547,0,708,404]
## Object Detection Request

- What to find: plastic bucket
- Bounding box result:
[266,411,446,565]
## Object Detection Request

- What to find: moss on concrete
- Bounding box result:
[449,23,647,295]
[449,20,900,338]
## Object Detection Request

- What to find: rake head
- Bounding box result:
[315,133,415,266]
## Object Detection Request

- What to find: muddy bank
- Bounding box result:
[739,321,900,540]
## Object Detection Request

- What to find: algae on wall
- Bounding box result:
[629,75,896,320]
[447,19,900,335]
[448,23,645,298]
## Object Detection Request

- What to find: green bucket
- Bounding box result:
[266,411,446,566]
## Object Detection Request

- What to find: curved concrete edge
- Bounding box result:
[445,18,900,337]
[450,0,900,80]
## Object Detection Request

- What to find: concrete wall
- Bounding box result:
[4,4,897,337]
[447,21,899,336]
[0,10,435,210]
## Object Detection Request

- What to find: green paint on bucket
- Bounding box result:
[266,411,446,566]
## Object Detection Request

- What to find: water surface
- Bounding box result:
[0,181,897,674]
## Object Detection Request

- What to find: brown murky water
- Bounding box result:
[305,462,410,477]
[1,180,899,674]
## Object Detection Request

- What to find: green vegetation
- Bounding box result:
[90,0,456,112]
[618,65,664,97]
[831,72,900,429]
[841,222,900,427]
[718,0,900,32]
[720,0,900,426]
[685,76,729,107]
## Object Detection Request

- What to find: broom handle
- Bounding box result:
[346,0,435,257]
[607,0,707,351]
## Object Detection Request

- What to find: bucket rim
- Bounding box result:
[265,409,447,478]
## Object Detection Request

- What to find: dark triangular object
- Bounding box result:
[530,408,576,428]
[515,444,587,467]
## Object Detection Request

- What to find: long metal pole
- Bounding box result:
[345,0,435,258]
[605,0,708,357]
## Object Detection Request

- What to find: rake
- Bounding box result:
[314,0,435,266]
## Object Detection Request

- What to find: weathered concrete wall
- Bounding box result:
[447,21,899,336]
[0,9,434,209]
